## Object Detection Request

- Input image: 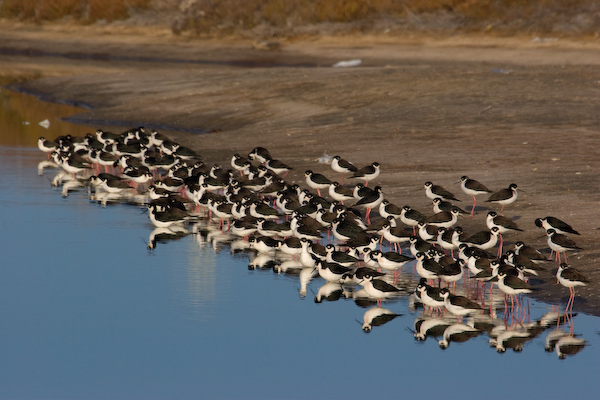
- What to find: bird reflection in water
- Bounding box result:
[360,307,402,333]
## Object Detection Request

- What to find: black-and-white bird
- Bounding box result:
[378,200,403,220]
[350,162,380,187]
[248,147,272,164]
[359,274,401,306]
[352,186,384,224]
[424,181,461,202]
[331,155,357,184]
[495,271,536,309]
[328,182,355,203]
[546,229,582,263]
[305,170,332,197]
[486,183,518,215]
[370,249,415,277]
[315,260,354,282]
[513,241,550,263]
[458,176,492,217]
[535,216,580,236]
[425,208,461,228]
[485,211,523,254]
[556,263,590,311]
[439,288,482,320]
[325,244,360,267]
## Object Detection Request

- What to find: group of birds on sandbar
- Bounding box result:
[37,127,591,330]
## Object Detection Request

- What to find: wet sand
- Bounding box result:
[2,23,599,315]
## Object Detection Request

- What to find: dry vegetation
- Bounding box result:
[0,0,598,37]
[0,0,151,23]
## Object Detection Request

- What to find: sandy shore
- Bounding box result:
[2,22,599,315]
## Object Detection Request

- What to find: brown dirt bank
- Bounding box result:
[2,24,599,315]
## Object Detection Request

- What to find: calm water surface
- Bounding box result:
[0,87,599,399]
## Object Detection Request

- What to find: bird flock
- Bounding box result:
[37,126,590,355]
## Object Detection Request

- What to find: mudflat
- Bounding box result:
[2,23,599,315]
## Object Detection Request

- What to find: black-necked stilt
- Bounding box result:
[513,241,550,263]
[352,185,384,224]
[535,216,580,236]
[431,197,466,215]
[315,260,353,282]
[486,211,522,254]
[340,266,384,285]
[248,235,281,255]
[231,153,251,176]
[248,147,272,164]
[95,129,121,144]
[122,166,153,187]
[346,235,379,255]
[91,175,134,194]
[298,239,318,268]
[359,274,401,306]
[440,260,464,288]
[331,155,357,184]
[370,249,414,276]
[425,208,461,228]
[485,211,522,234]
[59,153,92,178]
[379,199,403,220]
[424,181,461,202]
[147,204,194,228]
[409,236,435,258]
[331,218,366,242]
[496,271,535,309]
[546,228,582,263]
[229,218,258,238]
[459,176,492,217]
[292,220,323,242]
[173,145,197,160]
[439,288,482,320]
[415,279,445,313]
[417,221,438,242]
[400,205,426,234]
[486,183,518,215]
[328,182,355,203]
[465,252,492,276]
[249,200,283,220]
[351,162,380,187]
[277,236,302,258]
[315,208,336,228]
[265,158,292,178]
[556,263,589,311]
[465,227,500,252]
[504,250,544,276]
[255,218,290,237]
[436,227,458,254]
[304,170,332,197]
[38,137,58,158]
[379,222,411,250]
[149,129,169,147]
[415,252,444,281]
[155,176,184,192]
[325,244,360,267]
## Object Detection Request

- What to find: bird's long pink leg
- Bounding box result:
[469,195,476,218]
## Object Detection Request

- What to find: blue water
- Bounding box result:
[0,89,599,399]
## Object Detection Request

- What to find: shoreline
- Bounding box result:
[3,23,599,316]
